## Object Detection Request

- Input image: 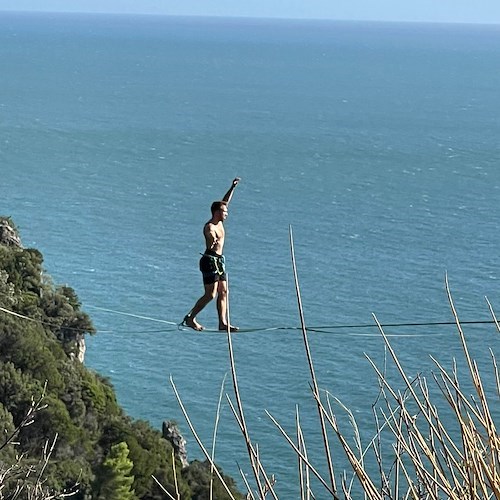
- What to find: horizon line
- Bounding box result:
[1,9,499,27]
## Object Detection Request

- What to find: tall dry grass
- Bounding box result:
[170,229,499,499]
[0,386,79,499]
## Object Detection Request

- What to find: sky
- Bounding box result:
[0,0,500,25]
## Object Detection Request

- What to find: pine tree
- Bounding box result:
[98,441,136,500]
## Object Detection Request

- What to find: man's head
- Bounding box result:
[211,201,228,220]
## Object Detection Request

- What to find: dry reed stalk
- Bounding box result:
[225,331,265,497]
[237,462,256,500]
[358,280,500,499]
[323,392,371,499]
[392,411,406,499]
[370,350,408,499]
[151,474,177,500]
[431,357,488,435]
[370,408,387,498]
[409,421,459,497]
[224,393,269,485]
[417,384,462,496]
[368,348,458,492]
[295,406,311,500]
[491,349,500,398]
[371,316,486,497]
[224,275,278,499]
[171,449,180,500]
[340,472,355,499]
[418,377,443,498]
[372,313,460,452]
[34,434,59,495]
[224,395,277,499]
[1,385,81,499]
[169,375,237,500]
[433,362,488,466]
[265,410,336,497]
[367,349,465,483]
[446,275,486,402]
[309,389,383,500]
[432,368,494,497]
[387,376,466,496]
[210,373,228,500]
[383,408,445,499]
[289,226,336,494]
[486,296,500,334]
[1,387,48,454]
[392,440,421,500]
[296,406,305,500]
[343,351,404,496]
[445,278,500,497]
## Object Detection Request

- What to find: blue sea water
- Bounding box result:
[1,12,500,497]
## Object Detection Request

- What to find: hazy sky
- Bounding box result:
[0,0,500,24]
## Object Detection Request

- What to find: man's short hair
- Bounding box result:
[211,201,227,215]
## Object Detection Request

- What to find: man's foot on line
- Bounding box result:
[182,315,204,331]
[219,324,239,332]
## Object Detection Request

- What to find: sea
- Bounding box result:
[1,11,499,498]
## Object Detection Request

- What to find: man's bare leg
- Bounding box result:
[217,280,239,331]
[184,283,218,331]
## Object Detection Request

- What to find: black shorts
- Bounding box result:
[199,250,227,285]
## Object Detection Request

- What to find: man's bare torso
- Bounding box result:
[204,221,225,255]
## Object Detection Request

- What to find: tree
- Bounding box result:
[96,441,137,500]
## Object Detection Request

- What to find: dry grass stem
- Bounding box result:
[491,349,500,398]
[0,385,81,499]
[151,474,177,500]
[289,225,336,494]
[485,296,500,334]
[265,410,337,497]
[169,375,237,500]
[225,275,278,499]
[295,406,311,500]
[310,390,383,500]
[171,449,180,500]
[237,463,256,500]
[210,373,228,500]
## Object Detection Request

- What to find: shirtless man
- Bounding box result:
[183,178,240,332]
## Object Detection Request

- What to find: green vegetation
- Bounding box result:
[0,216,243,499]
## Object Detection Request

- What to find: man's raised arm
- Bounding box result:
[222,177,240,204]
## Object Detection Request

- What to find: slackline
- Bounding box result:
[1,305,498,338]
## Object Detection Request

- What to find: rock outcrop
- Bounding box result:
[0,218,23,248]
[69,334,87,364]
[162,420,189,468]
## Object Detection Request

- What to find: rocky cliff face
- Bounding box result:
[163,420,189,468]
[0,218,23,248]
[70,334,87,363]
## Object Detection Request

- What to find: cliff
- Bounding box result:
[0,218,23,248]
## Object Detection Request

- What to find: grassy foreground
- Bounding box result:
[171,229,499,499]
